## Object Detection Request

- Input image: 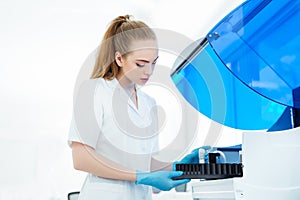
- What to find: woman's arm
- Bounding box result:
[72,142,190,190]
[71,141,136,181]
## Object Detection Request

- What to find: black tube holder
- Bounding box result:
[173,163,243,180]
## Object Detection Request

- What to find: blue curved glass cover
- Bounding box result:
[171,0,300,130]
[207,0,300,108]
[171,40,286,130]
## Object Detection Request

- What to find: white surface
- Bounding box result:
[192,179,236,199]
[153,189,193,200]
[238,127,300,200]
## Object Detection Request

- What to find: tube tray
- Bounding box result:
[173,163,243,180]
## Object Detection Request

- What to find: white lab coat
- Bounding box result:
[68,78,159,200]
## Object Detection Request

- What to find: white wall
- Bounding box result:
[0,0,244,199]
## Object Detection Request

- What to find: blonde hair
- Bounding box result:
[90,15,157,79]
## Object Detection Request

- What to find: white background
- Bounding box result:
[0,0,244,199]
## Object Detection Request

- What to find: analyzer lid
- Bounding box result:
[207,0,300,108]
[171,0,300,130]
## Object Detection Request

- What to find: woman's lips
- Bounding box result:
[140,78,149,83]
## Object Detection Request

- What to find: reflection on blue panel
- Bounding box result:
[208,0,300,108]
[171,41,286,130]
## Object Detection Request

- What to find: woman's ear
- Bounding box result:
[115,51,123,67]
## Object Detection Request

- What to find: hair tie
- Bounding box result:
[122,15,131,23]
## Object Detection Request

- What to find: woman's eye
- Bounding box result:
[136,63,145,67]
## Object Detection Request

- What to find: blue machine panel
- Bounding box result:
[171,0,300,130]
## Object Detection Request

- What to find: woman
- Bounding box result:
[68,15,197,200]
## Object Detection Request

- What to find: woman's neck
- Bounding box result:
[116,75,135,94]
[116,76,138,108]
[117,74,132,88]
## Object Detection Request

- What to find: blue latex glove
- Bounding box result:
[173,146,211,170]
[136,171,190,191]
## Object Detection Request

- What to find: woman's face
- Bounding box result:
[116,39,158,87]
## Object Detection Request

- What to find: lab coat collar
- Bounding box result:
[106,78,142,91]
[105,78,119,89]
[106,78,142,113]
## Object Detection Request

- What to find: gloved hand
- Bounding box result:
[173,146,211,170]
[136,171,190,191]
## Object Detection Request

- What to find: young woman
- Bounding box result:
[68,15,198,200]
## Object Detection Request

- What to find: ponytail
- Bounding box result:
[90,15,156,79]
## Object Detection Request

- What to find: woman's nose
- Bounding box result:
[144,64,153,75]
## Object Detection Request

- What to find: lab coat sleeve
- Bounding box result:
[68,79,103,149]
